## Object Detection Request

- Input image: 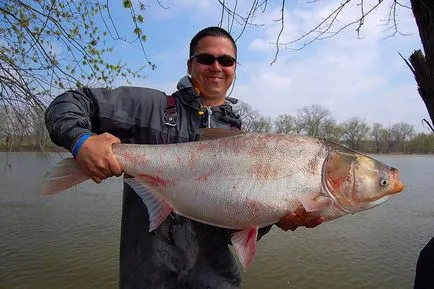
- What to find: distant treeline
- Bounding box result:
[236,103,434,154]
[1,103,433,154]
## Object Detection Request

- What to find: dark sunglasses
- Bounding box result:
[190,53,236,67]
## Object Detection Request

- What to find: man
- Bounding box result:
[45,26,323,289]
[414,236,434,289]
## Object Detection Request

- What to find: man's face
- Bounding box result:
[188,36,236,106]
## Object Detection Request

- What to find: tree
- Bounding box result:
[31,105,47,151]
[252,117,273,133]
[380,126,394,153]
[318,118,343,141]
[0,0,152,149]
[341,117,370,150]
[371,123,384,153]
[274,114,296,134]
[391,122,416,152]
[408,133,434,153]
[297,104,331,136]
[292,117,305,135]
[235,101,264,132]
[0,104,31,148]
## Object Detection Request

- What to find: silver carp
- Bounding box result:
[41,129,404,270]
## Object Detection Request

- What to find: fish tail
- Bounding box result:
[40,158,90,195]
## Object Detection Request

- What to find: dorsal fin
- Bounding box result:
[199,128,244,141]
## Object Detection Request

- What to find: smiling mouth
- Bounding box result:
[205,77,224,83]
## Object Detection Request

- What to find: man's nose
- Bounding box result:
[209,60,222,71]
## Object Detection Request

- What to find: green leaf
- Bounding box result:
[134,27,142,36]
[123,0,132,8]
[20,17,30,28]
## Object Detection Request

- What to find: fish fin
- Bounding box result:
[40,158,89,195]
[199,128,244,141]
[298,192,332,212]
[124,178,172,231]
[231,227,259,271]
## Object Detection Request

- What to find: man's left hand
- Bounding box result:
[276,206,325,232]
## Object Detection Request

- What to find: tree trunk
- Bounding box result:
[409,0,434,132]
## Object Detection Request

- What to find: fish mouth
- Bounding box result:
[391,168,405,194]
[393,181,405,193]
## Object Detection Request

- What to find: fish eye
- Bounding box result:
[379,178,389,187]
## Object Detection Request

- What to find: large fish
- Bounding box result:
[41,129,404,270]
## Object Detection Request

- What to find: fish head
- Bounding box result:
[322,149,404,214]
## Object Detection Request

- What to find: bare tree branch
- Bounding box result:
[270,0,285,66]
[216,0,412,55]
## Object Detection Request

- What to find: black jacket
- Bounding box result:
[45,76,271,289]
[414,236,434,289]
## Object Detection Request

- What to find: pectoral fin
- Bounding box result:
[124,178,173,231]
[231,227,259,271]
[298,192,332,212]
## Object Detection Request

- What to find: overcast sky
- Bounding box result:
[110,0,429,132]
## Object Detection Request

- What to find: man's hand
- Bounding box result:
[76,133,123,183]
[276,206,325,232]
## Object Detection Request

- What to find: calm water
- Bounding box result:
[0,153,433,289]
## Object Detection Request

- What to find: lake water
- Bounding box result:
[1,153,433,289]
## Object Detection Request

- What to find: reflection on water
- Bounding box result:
[1,153,433,289]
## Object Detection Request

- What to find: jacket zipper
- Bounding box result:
[206,106,212,128]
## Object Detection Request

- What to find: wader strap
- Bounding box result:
[164,94,177,127]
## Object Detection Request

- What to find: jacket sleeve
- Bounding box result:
[45,88,95,151]
[45,86,166,151]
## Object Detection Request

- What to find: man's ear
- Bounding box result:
[187,59,192,75]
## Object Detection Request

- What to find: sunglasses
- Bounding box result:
[190,53,236,67]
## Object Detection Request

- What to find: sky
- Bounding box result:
[107,0,429,132]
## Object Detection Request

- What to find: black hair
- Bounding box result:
[189,26,237,58]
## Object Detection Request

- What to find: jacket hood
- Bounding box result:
[176,75,195,91]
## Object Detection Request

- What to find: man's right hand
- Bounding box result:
[76,133,123,183]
